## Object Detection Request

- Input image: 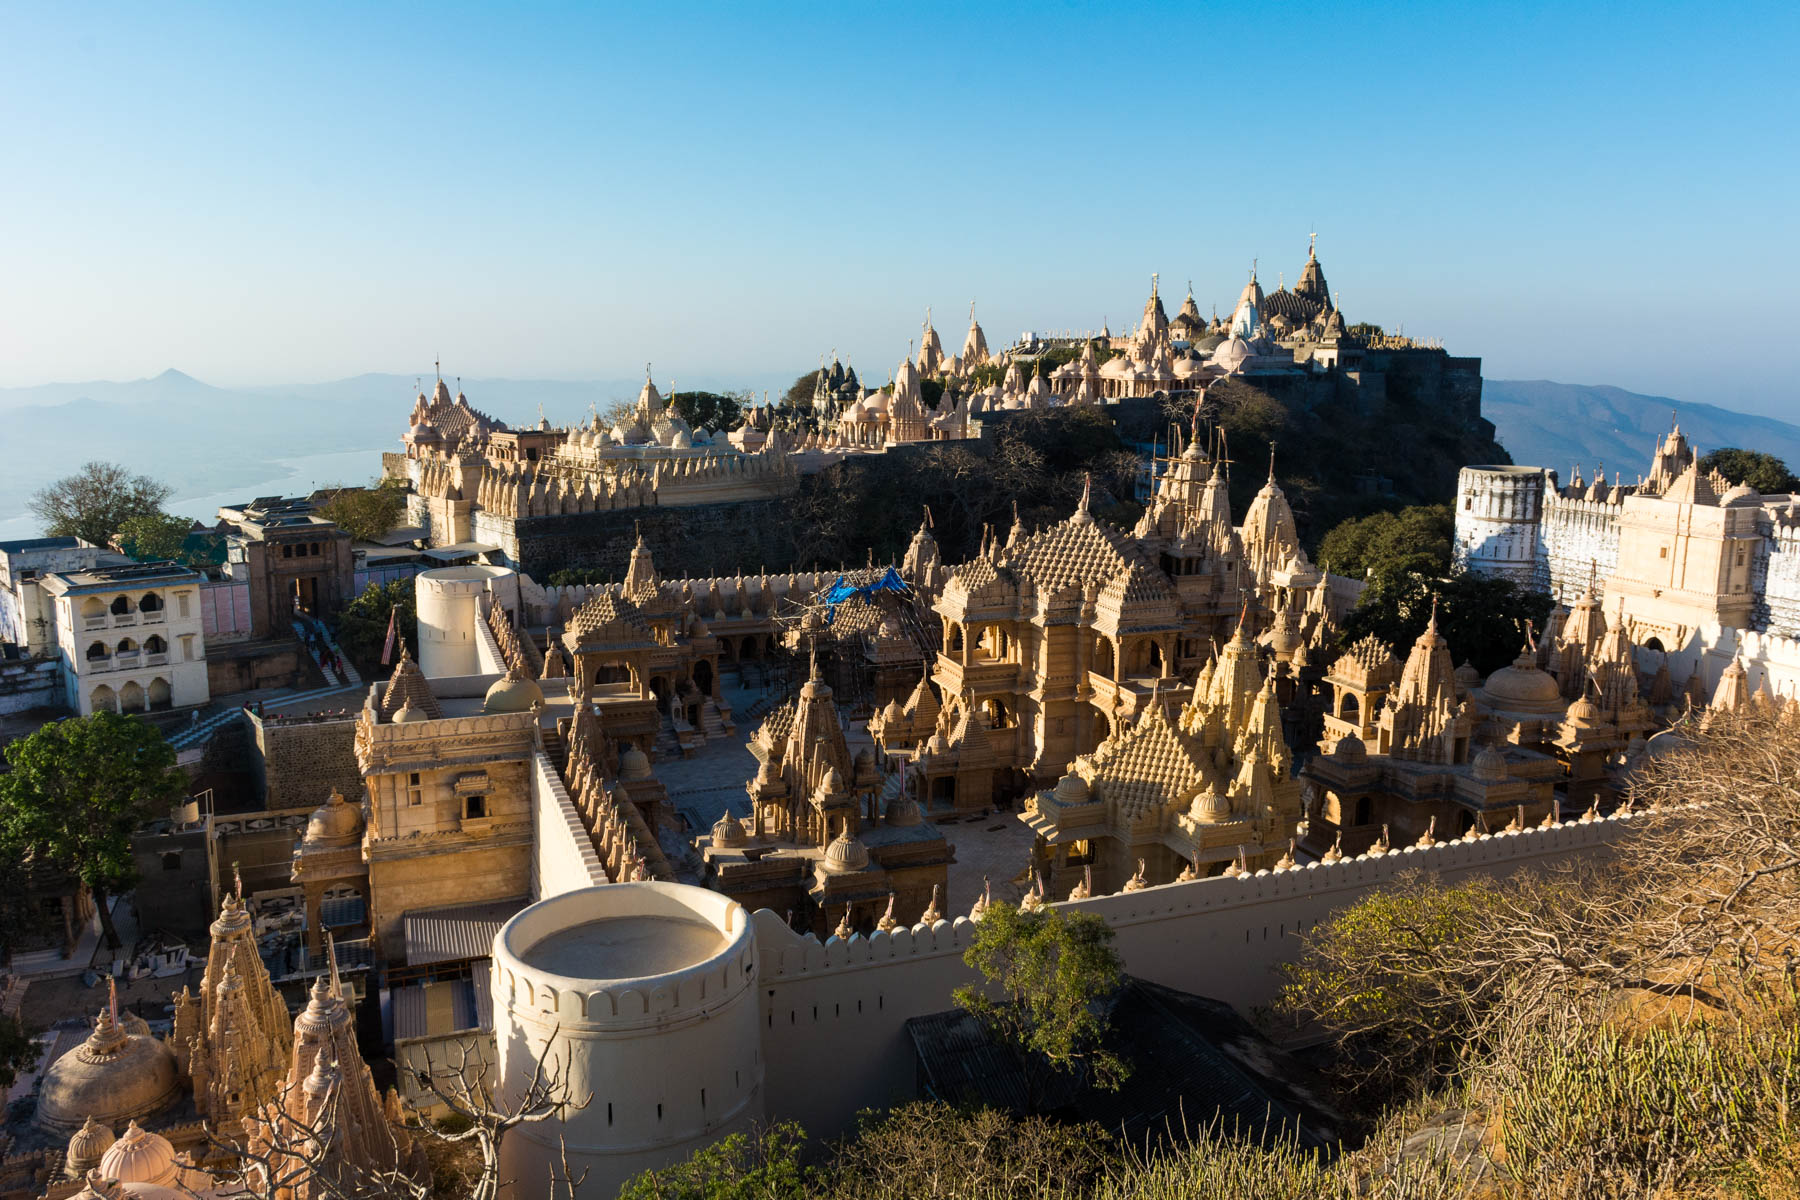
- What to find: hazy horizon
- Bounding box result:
[2,3,1796,420]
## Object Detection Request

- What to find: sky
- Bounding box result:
[1,2,1796,417]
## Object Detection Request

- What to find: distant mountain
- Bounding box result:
[1483,380,1800,480]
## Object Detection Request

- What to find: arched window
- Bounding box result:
[1093,637,1115,677]
[138,592,162,612]
[118,680,145,712]
[145,635,167,654]
[90,684,117,713]
[115,638,138,655]
[110,595,131,614]
[1340,692,1360,720]
[87,641,109,660]
[148,678,172,710]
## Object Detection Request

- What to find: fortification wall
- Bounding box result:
[1540,492,1623,602]
[1454,465,1546,587]
[749,813,1628,1139]
[530,750,609,899]
[249,711,362,811]
[1764,526,1800,636]
[510,497,804,579]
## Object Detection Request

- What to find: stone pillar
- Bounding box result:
[302,883,325,957]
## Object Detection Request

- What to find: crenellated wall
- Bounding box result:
[529,750,609,899]
[1539,491,1625,602]
[745,811,1630,1139]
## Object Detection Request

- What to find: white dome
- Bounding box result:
[97,1121,178,1187]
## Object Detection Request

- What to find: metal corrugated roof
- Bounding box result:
[402,897,528,966]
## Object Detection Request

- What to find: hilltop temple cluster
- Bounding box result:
[13,241,1770,1198]
[382,240,1434,574]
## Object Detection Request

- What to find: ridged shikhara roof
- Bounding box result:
[754,699,797,752]
[1331,633,1400,686]
[1005,513,1160,595]
[1086,704,1212,820]
[567,591,651,642]
[1260,287,1323,323]
[379,651,442,720]
[421,381,501,443]
[1098,558,1179,610]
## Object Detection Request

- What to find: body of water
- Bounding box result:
[0,447,391,543]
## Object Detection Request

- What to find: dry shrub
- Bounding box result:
[825,1102,1112,1200]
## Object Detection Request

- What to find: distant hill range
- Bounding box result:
[5,369,1796,541]
[1483,380,1800,479]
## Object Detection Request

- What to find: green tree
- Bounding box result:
[333,580,418,675]
[0,711,188,950]
[29,461,173,546]
[955,903,1127,1110]
[1699,447,1798,494]
[618,1121,814,1200]
[782,370,820,410]
[0,1014,37,1092]
[668,390,745,433]
[1341,568,1552,676]
[114,511,197,563]
[1317,504,1454,581]
[317,479,407,543]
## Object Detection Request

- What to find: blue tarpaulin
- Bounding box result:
[823,567,911,624]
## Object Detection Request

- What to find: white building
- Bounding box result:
[40,560,210,715]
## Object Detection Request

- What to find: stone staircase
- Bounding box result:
[541,727,568,777]
[292,617,362,688]
[699,699,735,738]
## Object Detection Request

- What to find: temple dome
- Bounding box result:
[97,1121,178,1187]
[1188,782,1231,823]
[711,812,746,848]
[65,1116,116,1175]
[820,828,870,873]
[1052,773,1090,805]
[303,788,364,846]
[1721,483,1762,507]
[1470,745,1508,783]
[1479,655,1563,714]
[482,665,544,714]
[1211,335,1251,372]
[1333,735,1367,762]
[621,745,653,781]
[392,698,428,723]
[35,1012,180,1134]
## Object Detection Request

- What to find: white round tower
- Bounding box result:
[413,565,515,678]
[491,883,764,1199]
[1454,465,1549,586]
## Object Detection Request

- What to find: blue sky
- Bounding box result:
[1,2,1795,416]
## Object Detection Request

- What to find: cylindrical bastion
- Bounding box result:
[491,883,763,1198]
[414,564,516,679]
